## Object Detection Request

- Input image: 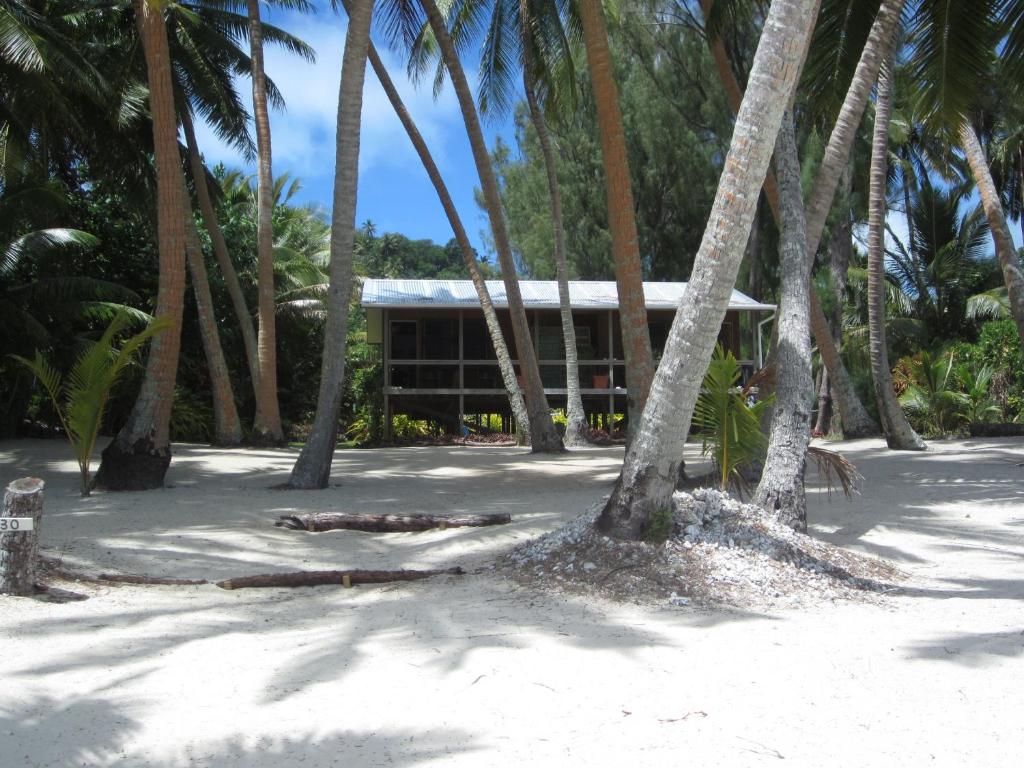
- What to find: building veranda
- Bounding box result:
[362,279,776,438]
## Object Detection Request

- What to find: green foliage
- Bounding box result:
[170,388,214,444]
[897,351,969,436]
[644,507,674,545]
[12,314,168,495]
[693,347,772,493]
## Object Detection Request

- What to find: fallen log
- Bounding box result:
[99,574,208,586]
[216,566,465,591]
[275,512,511,533]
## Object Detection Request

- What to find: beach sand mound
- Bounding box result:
[502,487,903,609]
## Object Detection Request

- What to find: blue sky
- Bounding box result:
[192,4,516,258]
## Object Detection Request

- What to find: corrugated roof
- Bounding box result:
[361,279,776,312]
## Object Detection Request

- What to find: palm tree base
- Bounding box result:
[94,438,171,491]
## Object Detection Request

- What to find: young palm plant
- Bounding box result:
[898,350,968,437]
[693,347,772,494]
[14,314,169,496]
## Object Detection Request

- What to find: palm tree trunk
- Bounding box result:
[247,0,284,444]
[421,0,563,452]
[867,57,925,451]
[96,0,189,490]
[700,0,784,220]
[184,203,243,446]
[520,43,586,446]
[813,366,832,434]
[702,0,884,439]
[179,98,262,398]
[577,0,654,433]
[286,0,373,488]
[359,24,530,439]
[797,0,910,440]
[753,116,815,531]
[960,121,1024,343]
[596,0,819,539]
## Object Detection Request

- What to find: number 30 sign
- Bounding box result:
[0,518,34,532]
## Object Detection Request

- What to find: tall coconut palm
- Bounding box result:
[596,0,819,539]
[167,0,313,409]
[96,0,189,490]
[418,0,563,452]
[701,0,881,440]
[866,53,925,450]
[576,0,654,432]
[350,5,531,439]
[247,0,285,443]
[907,0,1024,342]
[519,0,587,446]
[287,0,374,488]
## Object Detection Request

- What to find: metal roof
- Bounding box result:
[361,279,776,312]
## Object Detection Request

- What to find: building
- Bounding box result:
[361,278,775,436]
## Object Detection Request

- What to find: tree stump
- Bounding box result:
[1,477,44,596]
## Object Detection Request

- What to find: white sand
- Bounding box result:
[1,437,1022,767]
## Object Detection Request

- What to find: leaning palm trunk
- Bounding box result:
[798,0,908,439]
[867,57,925,450]
[577,0,654,434]
[286,0,373,489]
[521,65,586,445]
[753,117,815,531]
[359,29,530,439]
[247,0,284,444]
[95,0,188,490]
[960,121,1024,343]
[421,0,562,452]
[179,99,262,398]
[596,0,819,539]
[702,0,880,439]
[184,206,243,446]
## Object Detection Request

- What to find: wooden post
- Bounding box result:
[1,477,44,596]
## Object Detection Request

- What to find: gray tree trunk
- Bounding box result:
[421,0,563,452]
[754,117,815,531]
[596,0,820,539]
[960,121,1024,344]
[360,30,530,439]
[286,0,373,488]
[867,56,925,451]
[247,0,284,444]
[522,67,587,447]
[1,477,43,596]
[179,100,262,399]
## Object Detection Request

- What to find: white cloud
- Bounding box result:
[191,13,469,183]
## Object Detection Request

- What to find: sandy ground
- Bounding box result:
[1,437,1022,767]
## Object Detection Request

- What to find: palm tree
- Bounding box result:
[418,0,563,452]
[597,0,819,539]
[576,0,654,432]
[906,0,1024,342]
[866,52,925,450]
[752,116,817,531]
[96,0,189,490]
[519,0,587,446]
[700,0,884,440]
[287,0,374,488]
[247,0,287,444]
[351,3,531,439]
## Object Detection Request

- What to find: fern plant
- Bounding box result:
[13,314,168,496]
[693,346,773,493]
